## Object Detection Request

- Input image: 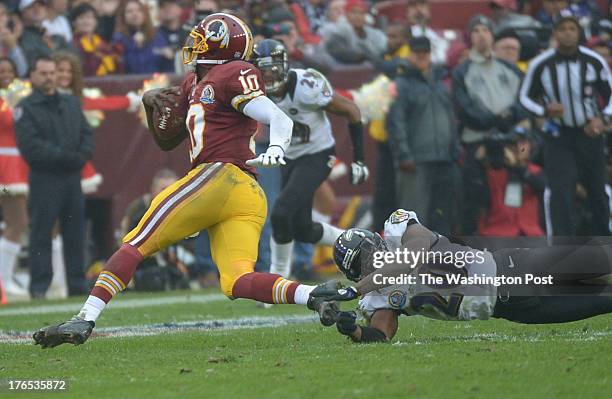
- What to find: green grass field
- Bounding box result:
[1,289,611,399]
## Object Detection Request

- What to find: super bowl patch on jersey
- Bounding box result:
[389,209,417,224]
[388,290,407,309]
[200,85,215,104]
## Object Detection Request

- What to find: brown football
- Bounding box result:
[152,97,187,141]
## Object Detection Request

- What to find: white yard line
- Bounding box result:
[0,293,226,317]
[0,314,319,344]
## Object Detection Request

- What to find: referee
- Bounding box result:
[519,9,612,236]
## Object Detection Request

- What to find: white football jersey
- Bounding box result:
[360,209,498,321]
[274,68,335,159]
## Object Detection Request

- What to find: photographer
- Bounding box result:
[18,0,72,70]
[476,126,545,237]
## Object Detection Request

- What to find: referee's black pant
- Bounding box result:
[28,170,87,297]
[544,127,610,236]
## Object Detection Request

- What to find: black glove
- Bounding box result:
[495,112,515,133]
[336,311,358,335]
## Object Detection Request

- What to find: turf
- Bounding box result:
[1,291,610,399]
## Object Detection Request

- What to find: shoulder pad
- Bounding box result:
[294,68,333,108]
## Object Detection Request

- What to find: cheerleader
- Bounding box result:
[0,57,29,297]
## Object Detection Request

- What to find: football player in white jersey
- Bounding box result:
[252,39,369,280]
[311,209,612,343]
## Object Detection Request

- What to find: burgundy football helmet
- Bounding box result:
[182,13,254,66]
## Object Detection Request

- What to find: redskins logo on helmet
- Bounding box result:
[182,13,253,66]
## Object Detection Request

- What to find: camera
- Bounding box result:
[485,126,528,168]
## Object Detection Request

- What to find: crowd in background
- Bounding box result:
[1,0,612,301]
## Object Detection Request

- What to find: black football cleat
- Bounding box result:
[307,295,340,327]
[33,316,95,348]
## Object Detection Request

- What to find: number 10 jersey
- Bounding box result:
[180,60,266,175]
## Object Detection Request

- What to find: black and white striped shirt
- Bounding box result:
[519,46,612,128]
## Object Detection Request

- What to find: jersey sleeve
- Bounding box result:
[295,68,334,110]
[222,63,266,111]
[179,72,196,110]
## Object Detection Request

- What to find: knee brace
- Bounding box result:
[270,205,294,243]
[293,222,322,244]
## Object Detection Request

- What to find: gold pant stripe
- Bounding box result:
[128,163,222,247]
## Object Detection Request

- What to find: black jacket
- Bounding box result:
[386,62,460,163]
[14,89,93,173]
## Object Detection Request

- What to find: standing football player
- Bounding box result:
[252,39,369,281]
[33,14,336,348]
[312,209,612,343]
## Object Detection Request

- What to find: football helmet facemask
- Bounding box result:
[252,39,289,95]
[333,228,389,282]
[182,12,254,66]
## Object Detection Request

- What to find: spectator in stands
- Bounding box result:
[490,0,541,34]
[294,0,327,33]
[570,0,603,37]
[537,0,569,29]
[290,0,327,44]
[493,29,523,67]
[155,0,183,73]
[42,0,71,43]
[71,3,122,76]
[477,127,545,237]
[387,37,460,235]
[0,3,28,76]
[14,56,92,298]
[318,0,345,38]
[368,23,410,232]
[90,0,120,42]
[371,23,411,77]
[179,0,219,47]
[321,0,386,64]
[406,0,449,65]
[18,0,71,69]
[452,15,527,234]
[591,17,612,40]
[112,0,166,74]
[588,36,611,64]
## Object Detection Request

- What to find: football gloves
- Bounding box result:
[350,161,369,185]
[246,145,286,167]
[336,311,358,335]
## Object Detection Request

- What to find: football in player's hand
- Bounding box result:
[152,96,187,141]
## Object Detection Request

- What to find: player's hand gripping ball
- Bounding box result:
[145,87,187,141]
